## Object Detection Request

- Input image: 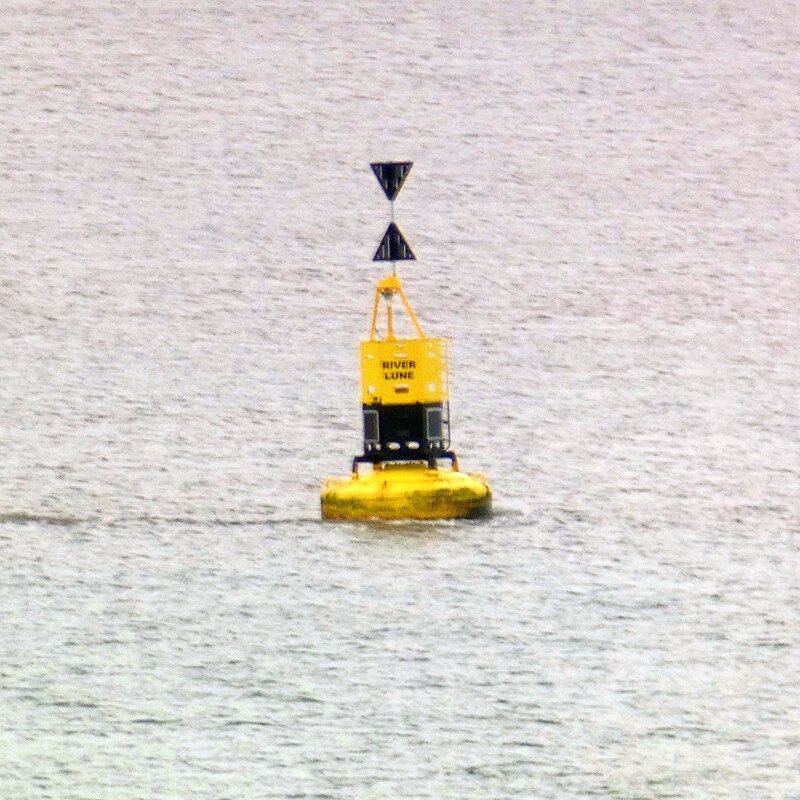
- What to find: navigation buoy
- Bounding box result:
[320,162,492,521]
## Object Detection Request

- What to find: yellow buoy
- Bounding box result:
[322,462,491,521]
[320,161,492,521]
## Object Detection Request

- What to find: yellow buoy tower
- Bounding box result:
[320,161,491,521]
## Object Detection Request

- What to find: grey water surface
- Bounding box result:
[1,2,799,798]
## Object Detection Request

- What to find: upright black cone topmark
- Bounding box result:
[320,162,492,521]
[373,222,415,262]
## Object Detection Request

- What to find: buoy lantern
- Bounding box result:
[320,162,491,521]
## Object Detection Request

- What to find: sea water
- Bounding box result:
[1,2,798,797]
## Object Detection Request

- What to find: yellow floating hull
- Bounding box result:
[321,462,492,521]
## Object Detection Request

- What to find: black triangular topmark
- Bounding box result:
[373,222,416,262]
[370,161,413,202]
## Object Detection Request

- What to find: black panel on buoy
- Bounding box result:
[373,222,416,262]
[370,161,413,202]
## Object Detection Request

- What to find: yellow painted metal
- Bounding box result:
[369,275,424,340]
[321,462,492,521]
[361,274,448,405]
[360,337,448,405]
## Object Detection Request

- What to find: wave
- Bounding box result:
[0,507,504,528]
[0,511,86,526]
[0,508,321,528]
